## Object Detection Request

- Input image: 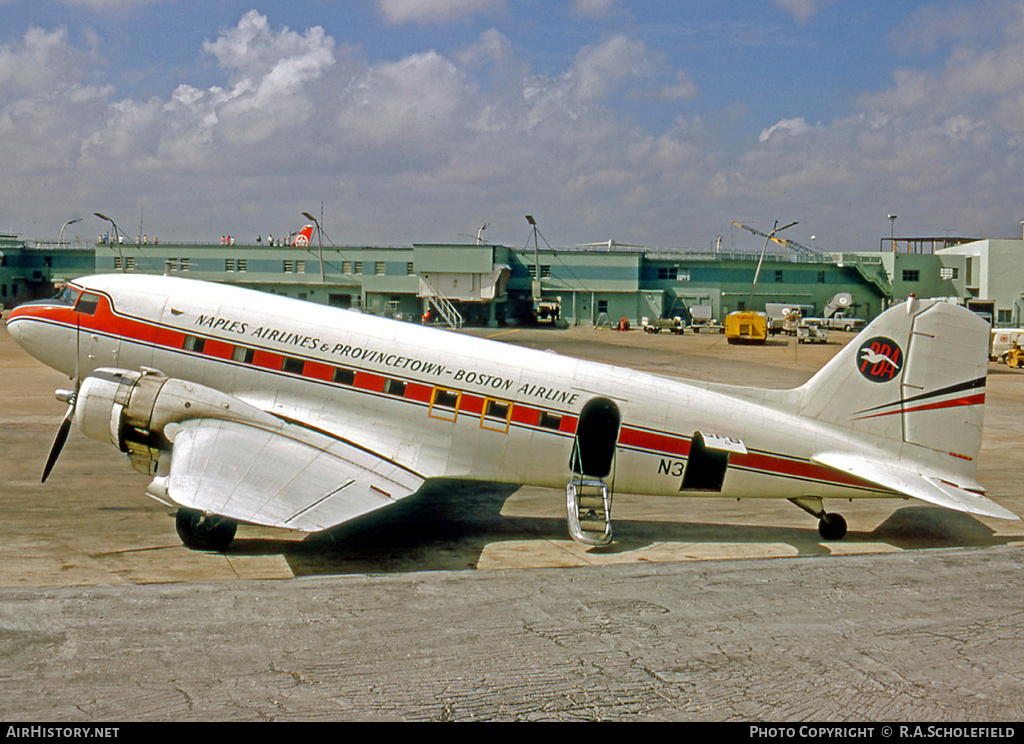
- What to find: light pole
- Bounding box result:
[94,212,131,271]
[301,211,325,282]
[58,217,82,247]
[748,219,797,309]
[888,214,897,251]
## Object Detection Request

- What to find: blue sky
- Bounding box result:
[2,0,1023,251]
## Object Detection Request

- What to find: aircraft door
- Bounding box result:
[566,397,620,547]
[569,397,621,478]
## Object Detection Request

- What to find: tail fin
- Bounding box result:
[794,298,988,462]
[292,225,314,247]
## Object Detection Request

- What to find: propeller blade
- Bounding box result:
[41,404,74,483]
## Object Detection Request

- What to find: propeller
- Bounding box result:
[41,314,81,483]
[41,389,76,482]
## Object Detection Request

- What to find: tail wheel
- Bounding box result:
[818,513,848,541]
[175,508,238,551]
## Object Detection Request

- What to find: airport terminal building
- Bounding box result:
[3,230,1023,328]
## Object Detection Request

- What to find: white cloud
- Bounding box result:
[574,0,616,19]
[758,117,813,142]
[5,5,1024,249]
[569,35,654,103]
[377,0,504,24]
[770,0,834,25]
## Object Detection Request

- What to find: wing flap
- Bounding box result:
[813,451,1019,521]
[164,418,424,532]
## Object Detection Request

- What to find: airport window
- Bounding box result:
[225,259,235,272]
[597,300,608,314]
[283,260,294,273]
[183,335,205,353]
[375,261,386,276]
[526,265,536,278]
[940,267,959,280]
[343,261,353,274]
[125,256,136,271]
[282,357,304,375]
[540,265,551,278]
[384,379,407,397]
[333,368,355,385]
[296,260,305,273]
[237,259,246,272]
[75,293,100,315]
[538,411,562,430]
[354,262,363,275]
[775,270,784,282]
[406,262,415,275]
[232,346,255,364]
[902,269,920,282]
[656,267,690,282]
[998,310,1013,324]
[818,271,826,283]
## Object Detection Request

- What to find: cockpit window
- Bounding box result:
[74,292,101,316]
[56,286,81,306]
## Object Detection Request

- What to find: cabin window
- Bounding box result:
[232,346,255,364]
[538,411,562,430]
[384,379,407,397]
[282,357,304,375]
[183,335,205,353]
[433,389,459,408]
[429,388,460,421]
[333,368,355,385]
[481,398,513,432]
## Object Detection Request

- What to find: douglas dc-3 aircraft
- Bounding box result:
[6,274,1019,550]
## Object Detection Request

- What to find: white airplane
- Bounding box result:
[6,273,1018,550]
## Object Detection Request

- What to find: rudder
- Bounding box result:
[793,299,989,462]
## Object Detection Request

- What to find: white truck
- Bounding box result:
[821,293,866,332]
[688,305,723,333]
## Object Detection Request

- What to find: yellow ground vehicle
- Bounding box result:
[725,311,768,344]
[1005,342,1024,368]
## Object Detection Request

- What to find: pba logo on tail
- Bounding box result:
[857,337,903,382]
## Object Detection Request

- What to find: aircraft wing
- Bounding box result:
[159,418,425,532]
[812,452,1019,521]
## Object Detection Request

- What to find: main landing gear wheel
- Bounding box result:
[175,508,238,551]
[817,512,848,541]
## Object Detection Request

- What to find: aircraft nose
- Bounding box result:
[5,306,27,345]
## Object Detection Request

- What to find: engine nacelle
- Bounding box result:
[75,367,280,476]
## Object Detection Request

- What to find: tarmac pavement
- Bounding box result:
[2,313,1023,721]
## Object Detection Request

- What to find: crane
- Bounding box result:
[731,220,820,259]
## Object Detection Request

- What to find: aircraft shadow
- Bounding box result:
[222,481,1015,577]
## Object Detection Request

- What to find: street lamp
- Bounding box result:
[749,219,797,308]
[58,217,82,247]
[301,211,325,282]
[888,214,897,251]
[94,212,131,271]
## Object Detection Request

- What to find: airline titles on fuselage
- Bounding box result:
[192,313,579,407]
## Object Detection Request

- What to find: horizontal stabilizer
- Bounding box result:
[160,418,425,532]
[812,452,1019,521]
